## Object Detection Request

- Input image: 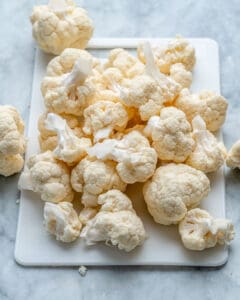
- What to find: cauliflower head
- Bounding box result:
[18,151,74,203]
[83,100,129,142]
[41,49,95,116]
[226,140,240,169]
[71,157,127,207]
[80,190,147,252]
[186,116,226,173]
[144,107,194,162]
[170,63,192,89]
[143,164,210,225]
[0,154,24,177]
[44,201,82,242]
[179,208,235,251]
[175,89,228,132]
[0,105,25,155]
[88,130,158,184]
[31,0,93,55]
[44,113,91,165]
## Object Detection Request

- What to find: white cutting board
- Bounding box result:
[15,38,228,267]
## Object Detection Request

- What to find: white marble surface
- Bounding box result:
[0,0,240,299]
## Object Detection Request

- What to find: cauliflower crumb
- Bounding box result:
[78,265,88,277]
[226,140,240,169]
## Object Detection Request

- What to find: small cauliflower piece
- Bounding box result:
[18,151,74,203]
[45,113,91,165]
[175,89,228,132]
[179,208,234,251]
[41,49,95,116]
[71,157,126,207]
[186,116,226,173]
[79,207,98,225]
[30,0,93,55]
[143,164,210,225]
[170,63,192,89]
[138,36,196,74]
[144,107,194,162]
[105,48,144,79]
[88,130,158,184]
[0,105,25,155]
[83,100,129,142]
[80,190,147,252]
[44,202,82,242]
[226,140,240,169]
[0,154,24,177]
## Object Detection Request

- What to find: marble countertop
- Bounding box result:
[1,0,240,299]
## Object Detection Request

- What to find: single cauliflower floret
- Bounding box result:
[80,190,147,252]
[0,105,25,155]
[138,36,196,74]
[79,207,98,225]
[44,113,91,165]
[71,157,126,207]
[143,164,210,225]
[175,89,228,132]
[41,49,95,116]
[0,154,24,177]
[83,101,129,142]
[144,107,194,162]
[18,151,74,203]
[88,130,158,184]
[30,0,93,55]
[186,116,226,173]
[105,48,144,79]
[38,112,83,152]
[44,201,82,242]
[114,42,180,121]
[179,208,235,251]
[226,140,240,169]
[169,63,192,88]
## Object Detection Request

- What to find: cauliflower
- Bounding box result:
[18,151,74,203]
[80,190,147,252]
[44,113,91,165]
[88,130,158,184]
[44,201,82,242]
[83,100,129,142]
[41,49,95,116]
[114,42,180,121]
[226,140,240,169]
[71,157,126,207]
[30,0,93,55]
[186,116,226,173]
[169,63,192,88]
[0,154,24,177]
[138,36,196,74]
[104,48,144,79]
[179,208,235,251]
[79,207,98,225]
[143,164,210,225]
[0,105,25,155]
[144,107,194,162]
[175,89,228,132]
[38,112,83,152]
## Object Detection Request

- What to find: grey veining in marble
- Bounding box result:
[1,0,240,299]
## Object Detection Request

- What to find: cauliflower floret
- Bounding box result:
[138,36,196,74]
[144,107,194,162]
[186,116,226,173]
[179,208,235,251]
[18,151,74,203]
[0,154,24,177]
[44,201,82,242]
[41,49,95,116]
[105,48,144,79]
[226,140,240,169]
[143,164,210,225]
[175,89,228,132]
[83,101,129,142]
[71,157,127,207]
[80,190,147,252]
[88,130,157,184]
[0,105,25,155]
[114,42,180,121]
[44,113,91,165]
[169,63,192,88]
[30,0,93,55]
[79,207,98,225]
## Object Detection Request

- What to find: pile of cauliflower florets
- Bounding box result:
[1,0,239,253]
